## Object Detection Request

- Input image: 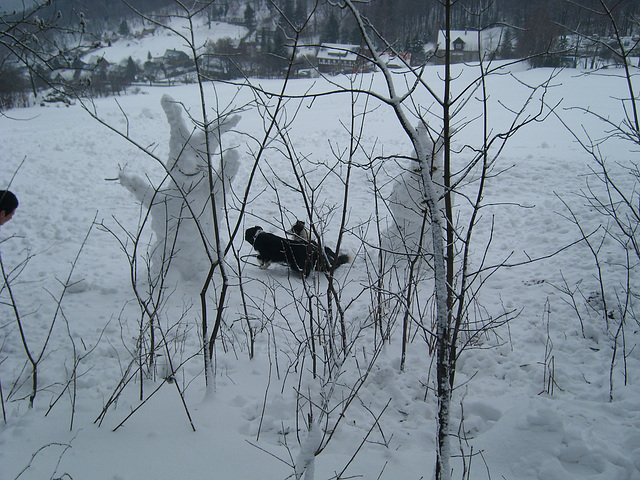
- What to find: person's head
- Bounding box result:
[0,190,18,225]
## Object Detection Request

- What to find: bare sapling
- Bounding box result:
[235,10,394,476]
[1,216,95,408]
[334,1,557,477]
[554,0,639,401]
[0,0,94,108]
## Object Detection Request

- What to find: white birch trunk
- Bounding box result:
[413,129,452,480]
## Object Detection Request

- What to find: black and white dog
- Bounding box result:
[245,224,350,276]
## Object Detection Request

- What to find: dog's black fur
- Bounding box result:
[245,225,350,276]
[286,220,347,268]
[287,220,351,268]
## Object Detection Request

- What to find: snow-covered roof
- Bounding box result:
[378,52,411,69]
[53,68,91,81]
[436,27,504,53]
[164,49,188,58]
[86,55,111,66]
[317,43,360,62]
[294,46,318,59]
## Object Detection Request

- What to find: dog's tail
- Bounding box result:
[322,246,352,270]
[335,253,352,268]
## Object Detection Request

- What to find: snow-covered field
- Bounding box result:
[1,61,639,480]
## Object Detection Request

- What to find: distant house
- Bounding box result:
[453,37,466,52]
[317,43,371,74]
[90,56,112,71]
[71,57,88,74]
[435,30,479,63]
[47,56,92,85]
[199,54,239,80]
[435,28,504,64]
[163,49,190,68]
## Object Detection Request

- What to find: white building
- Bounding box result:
[435,27,505,63]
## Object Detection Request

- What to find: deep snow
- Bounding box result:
[1,53,640,480]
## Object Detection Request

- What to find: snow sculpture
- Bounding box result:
[382,122,445,262]
[119,94,240,282]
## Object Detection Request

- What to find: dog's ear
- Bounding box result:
[292,220,304,233]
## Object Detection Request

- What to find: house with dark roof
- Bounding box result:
[317,43,371,74]
[162,49,190,68]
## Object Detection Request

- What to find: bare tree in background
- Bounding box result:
[555,0,639,402]
[333,1,553,477]
[235,0,555,476]
[0,1,93,109]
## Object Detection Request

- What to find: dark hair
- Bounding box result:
[0,190,18,214]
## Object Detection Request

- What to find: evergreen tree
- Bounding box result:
[284,0,295,21]
[515,2,563,67]
[264,29,288,76]
[260,29,270,52]
[244,4,255,28]
[294,0,307,28]
[272,29,287,58]
[125,56,138,82]
[499,29,514,59]
[0,65,28,110]
[348,25,363,45]
[118,19,130,37]
[325,12,340,43]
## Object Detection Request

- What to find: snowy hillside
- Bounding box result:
[1,59,639,480]
[85,16,249,64]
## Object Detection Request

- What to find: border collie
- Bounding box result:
[245,225,350,276]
